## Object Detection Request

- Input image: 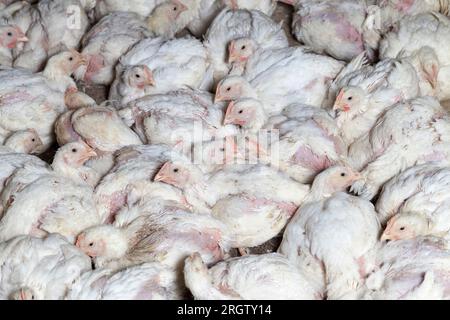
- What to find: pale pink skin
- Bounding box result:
[84,54,105,83]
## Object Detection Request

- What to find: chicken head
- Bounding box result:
[381,213,430,242]
[0,25,28,49]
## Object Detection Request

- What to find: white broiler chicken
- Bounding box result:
[3,0,91,72]
[55,106,143,154]
[51,141,100,187]
[330,54,422,146]
[222,0,277,15]
[76,200,229,272]
[224,101,347,183]
[0,50,86,152]
[370,0,450,38]
[118,89,238,148]
[155,161,310,250]
[75,12,150,85]
[279,166,381,300]
[0,234,91,300]
[376,164,450,241]
[349,96,450,200]
[364,236,450,300]
[66,262,184,300]
[94,144,190,223]
[0,142,100,243]
[109,37,212,104]
[204,8,289,82]
[93,0,166,20]
[379,12,450,100]
[292,0,376,62]
[0,149,49,203]
[215,46,344,114]
[184,252,320,300]
[0,24,28,66]
[0,129,43,154]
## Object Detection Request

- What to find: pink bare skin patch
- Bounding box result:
[395,0,415,13]
[292,145,333,172]
[0,91,33,106]
[104,191,128,224]
[335,20,364,51]
[84,54,105,83]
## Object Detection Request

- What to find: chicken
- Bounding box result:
[118,89,238,148]
[184,252,320,300]
[222,0,277,15]
[155,161,310,249]
[0,50,86,152]
[349,96,450,200]
[4,0,91,72]
[279,166,380,300]
[292,0,376,62]
[375,164,450,241]
[0,151,48,217]
[224,101,346,183]
[0,234,91,300]
[204,8,289,82]
[0,142,100,242]
[0,24,28,66]
[55,106,143,154]
[51,141,100,187]
[109,37,212,104]
[370,0,450,39]
[1,129,43,154]
[75,12,150,85]
[331,54,422,145]
[94,144,190,223]
[93,0,166,20]
[65,262,184,300]
[215,47,344,114]
[364,236,450,300]
[379,13,450,100]
[75,199,229,272]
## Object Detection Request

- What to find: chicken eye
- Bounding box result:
[173,168,179,173]
[72,148,77,153]
[226,87,231,92]
[341,172,346,177]
[69,57,73,61]
[241,45,246,50]
[173,6,177,11]
[7,32,12,37]
[238,110,243,114]
[347,96,353,101]
[89,242,94,247]
[399,227,405,231]
[31,138,35,142]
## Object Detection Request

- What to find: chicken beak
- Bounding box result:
[333,89,345,111]
[154,162,171,183]
[17,35,28,42]
[214,91,224,104]
[143,66,155,86]
[19,289,26,300]
[228,42,237,64]
[223,101,235,125]
[75,234,84,248]
[380,232,391,242]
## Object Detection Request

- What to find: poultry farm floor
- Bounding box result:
[39,3,450,256]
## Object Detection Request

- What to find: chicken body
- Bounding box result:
[205,8,289,82]
[349,96,450,200]
[110,37,212,104]
[184,253,320,300]
[0,234,91,300]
